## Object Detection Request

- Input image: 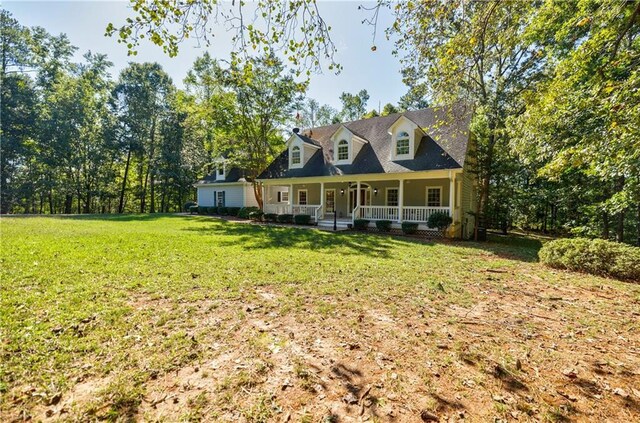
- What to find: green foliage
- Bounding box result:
[264,213,278,222]
[218,207,228,216]
[277,214,294,224]
[248,210,264,221]
[184,201,197,212]
[189,205,198,214]
[353,219,370,231]
[401,222,419,235]
[375,220,392,232]
[339,90,369,121]
[294,214,312,225]
[238,207,260,219]
[427,212,453,231]
[207,207,217,215]
[539,238,640,281]
[197,206,206,215]
[227,207,241,217]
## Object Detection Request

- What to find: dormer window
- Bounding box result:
[337,140,349,161]
[396,131,410,156]
[291,146,301,165]
[215,162,226,181]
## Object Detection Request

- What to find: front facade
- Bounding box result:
[193,158,259,208]
[258,104,478,238]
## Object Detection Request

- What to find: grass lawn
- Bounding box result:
[2,214,639,422]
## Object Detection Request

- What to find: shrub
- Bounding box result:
[539,238,640,282]
[227,207,241,217]
[401,222,419,235]
[238,206,260,219]
[427,212,453,231]
[197,206,207,215]
[218,207,228,216]
[264,213,278,222]
[277,214,294,224]
[188,205,198,215]
[209,206,218,215]
[294,214,312,225]
[353,219,370,231]
[248,210,264,221]
[375,220,392,232]
[184,201,197,212]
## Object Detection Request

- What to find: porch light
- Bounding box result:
[340,188,345,196]
[374,188,378,196]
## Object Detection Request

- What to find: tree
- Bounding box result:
[381,103,398,116]
[512,0,640,244]
[390,1,545,238]
[339,89,369,121]
[221,53,306,208]
[113,62,173,213]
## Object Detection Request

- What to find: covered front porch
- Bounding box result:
[261,170,463,235]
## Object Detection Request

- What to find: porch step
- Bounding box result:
[317,219,351,231]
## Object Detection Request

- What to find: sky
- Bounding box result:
[4,1,408,111]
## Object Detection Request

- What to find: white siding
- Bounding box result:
[243,184,259,207]
[196,184,252,207]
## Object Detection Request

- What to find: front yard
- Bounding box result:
[1,215,639,422]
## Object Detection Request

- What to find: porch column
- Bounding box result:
[320,182,325,220]
[289,184,293,214]
[398,179,404,223]
[261,183,266,211]
[449,171,455,218]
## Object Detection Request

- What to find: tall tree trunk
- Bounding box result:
[602,211,610,239]
[64,194,73,214]
[118,146,132,214]
[150,172,155,213]
[616,177,625,242]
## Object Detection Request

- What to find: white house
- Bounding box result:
[257,104,478,238]
[193,158,259,208]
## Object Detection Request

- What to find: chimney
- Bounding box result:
[292,127,300,134]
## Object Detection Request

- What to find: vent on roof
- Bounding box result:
[292,127,300,134]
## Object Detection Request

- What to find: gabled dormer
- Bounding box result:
[329,125,368,165]
[388,115,426,160]
[287,131,320,170]
[214,157,228,181]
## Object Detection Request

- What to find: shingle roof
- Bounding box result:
[258,103,472,180]
[195,167,250,184]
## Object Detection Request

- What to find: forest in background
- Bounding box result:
[1,0,639,245]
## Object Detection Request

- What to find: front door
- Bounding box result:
[325,189,335,213]
[348,188,369,215]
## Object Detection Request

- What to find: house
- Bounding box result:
[193,157,259,208]
[257,104,477,238]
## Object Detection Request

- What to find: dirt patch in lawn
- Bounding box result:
[5,265,640,422]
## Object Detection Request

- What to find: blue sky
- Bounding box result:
[4,1,408,111]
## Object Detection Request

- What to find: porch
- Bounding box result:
[261,171,463,235]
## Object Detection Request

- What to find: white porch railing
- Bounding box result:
[402,206,450,223]
[353,205,451,226]
[263,204,290,215]
[357,206,400,221]
[263,204,322,222]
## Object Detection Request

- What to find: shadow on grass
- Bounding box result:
[184,220,427,258]
[185,219,543,262]
[14,213,543,262]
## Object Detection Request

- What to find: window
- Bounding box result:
[325,190,335,213]
[396,131,410,156]
[298,189,307,205]
[426,187,441,207]
[277,191,289,203]
[386,188,399,207]
[337,139,349,161]
[217,166,224,176]
[216,191,225,207]
[291,146,301,165]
